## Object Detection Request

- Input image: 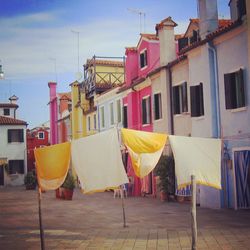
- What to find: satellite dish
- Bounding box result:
[75,72,82,81]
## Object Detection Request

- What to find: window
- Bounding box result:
[140,50,147,69]
[123,106,128,128]
[3,108,10,116]
[8,160,24,174]
[190,83,204,117]
[38,132,44,139]
[173,82,188,115]
[93,114,97,130]
[142,96,151,124]
[116,99,122,123]
[8,129,24,143]
[154,93,162,120]
[110,102,114,126]
[87,116,91,131]
[100,106,105,128]
[237,0,246,19]
[224,69,245,109]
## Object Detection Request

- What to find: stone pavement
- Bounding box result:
[0,187,250,249]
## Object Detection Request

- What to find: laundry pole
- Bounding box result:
[191,175,197,250]
[38,187,45,250]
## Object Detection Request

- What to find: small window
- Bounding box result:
[142,96,151,124]
[100,106,105,129]
[3,108,10,116]
[8,129,24,143]
[190,83,204,117]
[38,132,44,139]
[154,93,162,120]
[110,102,114,126]
[8,160,24,174]
[224,69,245,110]
[140,50,147,69]
[123,106,128,128]
[173,82,188,115]
[116,99,122,123]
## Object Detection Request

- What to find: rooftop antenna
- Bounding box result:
[127,8,146,33]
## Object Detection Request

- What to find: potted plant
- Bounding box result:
[24,171,37,190]
[61,173,75,200]
[154,155,175,201]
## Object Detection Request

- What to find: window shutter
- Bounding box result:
[178,37,189,51]
[123,106,128,128]
[142,99,147,124]
[238,68,245,107]
[199,83,204,116]
[173,86,180,114]
[181,82,188,112]
[190,86,197,117]
[224,73,233,109]
[19,129,24,142]
[140,53,144,68]
[8,130,12,143]
[144,50,147,66]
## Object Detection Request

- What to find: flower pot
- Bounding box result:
[62,188,74,200]
[160,191,168,202]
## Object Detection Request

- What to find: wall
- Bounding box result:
[172,60,191,136]
[0,124,27,185]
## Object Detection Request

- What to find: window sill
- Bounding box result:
[140,65,148,71]
[154,118,163,122]
[174,112,190,117]
[142,123,151,127]
[191,115,205,121]
[230,107,247,113]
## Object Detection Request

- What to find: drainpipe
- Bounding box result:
[168,67,174,135]
[208,41,221,138]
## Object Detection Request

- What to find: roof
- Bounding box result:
[180,19,242,54]
[0,103,18,108]
[58,92,71,101]
[0,116,27,125]
[155,16,178,31]
[86,59,124,67]
[140,33,159,41]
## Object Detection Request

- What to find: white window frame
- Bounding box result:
[100,106,105,129]
[140,48,148,70]
[38,131,45,140]
[109,102,114,126]
[154,92,162,120]
[142,95,151,125]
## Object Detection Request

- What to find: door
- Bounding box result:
[234,150,250,209]
[0,167,4,186]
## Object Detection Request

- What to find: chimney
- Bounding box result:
[198,0,219,39]
[156,17,177,66]
[9,95,18,105]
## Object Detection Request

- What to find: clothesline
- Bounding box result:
[34,128,222,194]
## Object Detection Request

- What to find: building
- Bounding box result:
[26,126,50,172]
[0,96,28,186]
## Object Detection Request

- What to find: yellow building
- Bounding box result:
[70,56,125,139]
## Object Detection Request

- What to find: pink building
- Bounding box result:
[123,34,160,196]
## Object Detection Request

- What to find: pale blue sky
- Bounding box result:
[0,0,230,128]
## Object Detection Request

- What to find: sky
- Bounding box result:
[0,0,230,128]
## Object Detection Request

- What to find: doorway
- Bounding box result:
[233,149,250,209]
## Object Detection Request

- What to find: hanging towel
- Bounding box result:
[121,128,167,178]
[34,142,71,190]
[71,128,129,193]
[169,135,221,189]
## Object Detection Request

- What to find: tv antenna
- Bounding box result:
[127,8,146,33]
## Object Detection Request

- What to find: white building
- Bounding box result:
[0,96,28,186]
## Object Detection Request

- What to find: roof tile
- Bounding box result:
[0,116,27,125]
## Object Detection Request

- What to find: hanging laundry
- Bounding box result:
[121,128,167,178]
[169,135,221,189]
[34,142,71,190]
[71,128,129,193]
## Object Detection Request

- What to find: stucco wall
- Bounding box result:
[172,60,191,136]
[188,46,213,138]
[0,124,27,186]
[216,28,250,138]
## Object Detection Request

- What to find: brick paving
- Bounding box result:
[0,187,250,249]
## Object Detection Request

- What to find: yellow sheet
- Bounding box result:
[34,142,71,190]
[121,128,167,178]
